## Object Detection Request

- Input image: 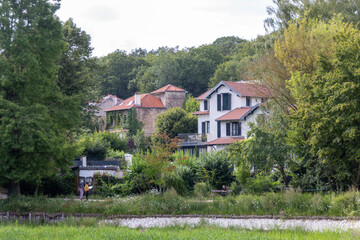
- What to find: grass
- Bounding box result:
[0,222,358,240]
[1,190,360,217]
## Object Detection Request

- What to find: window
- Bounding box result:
[206,121,210,133]
[226,123,230,136]
[204,100,208,110]
[217,93,231,111]
[217,121,221,138]
[231,122,241,136]
[246,96,251,106]
[202,122,206,134]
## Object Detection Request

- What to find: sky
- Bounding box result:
[56,0,273,57]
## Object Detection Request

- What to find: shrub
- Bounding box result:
[196,151,235,189]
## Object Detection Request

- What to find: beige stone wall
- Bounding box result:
[136,108,166,136]
[151,91,186,109]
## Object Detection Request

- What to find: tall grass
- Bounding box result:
[1,190,360,217]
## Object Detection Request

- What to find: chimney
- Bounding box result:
[80,155,87,167]
[134,92,141,106]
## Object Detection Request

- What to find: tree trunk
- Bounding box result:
[279,166,288,187]
[7,181,20,197]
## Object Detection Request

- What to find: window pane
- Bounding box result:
[223,94,229,110]
[204,100,208,110]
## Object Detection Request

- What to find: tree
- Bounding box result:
[0,0,81,195]
[144,134,179,192]
[264,0,360,32]
[277,17,360,189]
[183,94,199,113]
[228,104,292,187]
[155,108,197,139]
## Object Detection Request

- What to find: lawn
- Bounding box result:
[0,224,358,240]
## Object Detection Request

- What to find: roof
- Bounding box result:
[215,105,260,121]
[201,81,272,99]
[105,93,165,112]
[205,137,245,146]
[151,84,186,94]
[225,81,272,97]
[196,89,212,100]
[193,111,209,115]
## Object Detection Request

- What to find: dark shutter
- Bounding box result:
[228,93,231,110]
[217,121,221,138]
[207,121,210,133]
[204,100,208,110]
[217,94,221,111]
[246,96,251,106]
[226,123,230,136]
[202,122,206,134]
[238,122,242,136]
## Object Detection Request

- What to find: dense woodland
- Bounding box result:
[1,0,360,195]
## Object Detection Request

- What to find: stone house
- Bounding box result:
[193,81,271,151]
[105,84,187,136]
[89,95,123,130]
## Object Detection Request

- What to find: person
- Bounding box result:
[221,185,227,197]
[79,180,84,201]
[84,182,89,200]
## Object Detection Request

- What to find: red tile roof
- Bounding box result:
[196,89,212,100]
[215,107,252,121]
[224,81,272,97]
[151,84,186,93]
[105,93,165,112]
[205,137,244,146]
[193,111,209,115]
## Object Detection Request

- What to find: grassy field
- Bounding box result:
[0,224,358,240]
[2,190,360,217]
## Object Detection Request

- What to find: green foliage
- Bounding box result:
[143,134,179,192]
[276,17,360,189]
[0,0,82,194]
[182,94,200,113]
[80,131,126,159]
[93,173,123,197]
[196,151,235,189]
[133,129,149,153]
[127,109,143,137]
[265,0,360,32]
[155,107,197,139]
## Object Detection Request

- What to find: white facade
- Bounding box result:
[195,81,269,150]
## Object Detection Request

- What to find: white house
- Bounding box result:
[193,81,271,151]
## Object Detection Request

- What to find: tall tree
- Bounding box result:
[0,0,81,195]
[277,17,360,189]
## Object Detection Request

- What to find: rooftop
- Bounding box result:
[151,84,186,94]
[205,137,244,146]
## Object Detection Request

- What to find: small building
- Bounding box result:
[72,156,124,187]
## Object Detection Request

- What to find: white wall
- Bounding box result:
[207,85,242,141]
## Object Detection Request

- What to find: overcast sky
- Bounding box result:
[56,0,273,57]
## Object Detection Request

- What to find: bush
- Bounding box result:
[196,151,235,189]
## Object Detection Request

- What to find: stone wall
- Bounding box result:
[136,108,166,136]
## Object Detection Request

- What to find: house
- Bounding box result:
[193,81,271,151]
[105,84,187,136]
[89,95,123,130]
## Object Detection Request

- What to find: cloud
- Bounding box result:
[84,5,119,22]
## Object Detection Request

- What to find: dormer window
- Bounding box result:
[204,100,208,110]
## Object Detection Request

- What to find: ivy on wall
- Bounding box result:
[106,109,143,136]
